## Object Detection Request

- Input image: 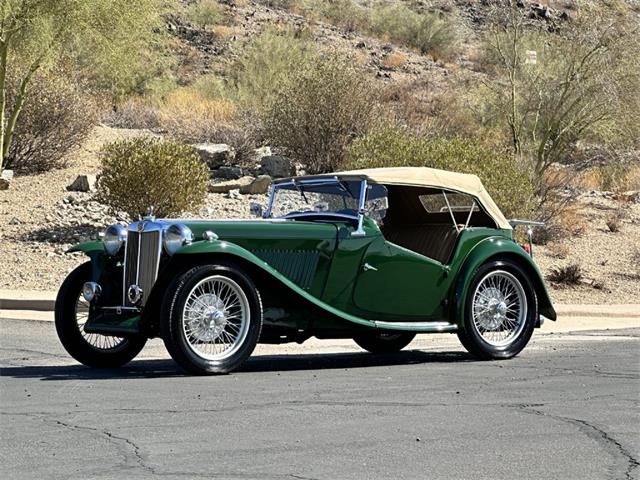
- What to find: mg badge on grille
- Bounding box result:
[137,222,145,232]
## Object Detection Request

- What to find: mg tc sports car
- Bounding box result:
[55,167,556,374]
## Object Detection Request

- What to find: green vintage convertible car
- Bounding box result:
[55,167,556,374]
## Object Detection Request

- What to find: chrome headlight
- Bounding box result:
[164,224,193,255]
[103,224,127,256]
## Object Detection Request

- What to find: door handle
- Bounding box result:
[362,263,378,272]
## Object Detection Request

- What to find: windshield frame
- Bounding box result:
[265,177,364,220]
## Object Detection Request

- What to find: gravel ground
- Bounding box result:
[1,126,638,303]
[535,194,640,304]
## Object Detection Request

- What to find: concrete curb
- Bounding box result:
[554,304,639,319]
[0,290,57,312]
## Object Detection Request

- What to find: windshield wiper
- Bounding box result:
[292,180,309,204]
[336,180,355,199]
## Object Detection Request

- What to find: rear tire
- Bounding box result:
[354,332,416,354]
[55,262,147,368]
[161,263,263,375]
[457,259,537,360]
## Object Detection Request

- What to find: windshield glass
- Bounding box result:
[269,180,362,218]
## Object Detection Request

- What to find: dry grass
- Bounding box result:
[572,169,602,190]
[537,204,587,244]
[106,97,160,130]
[381,52,408,69]
[156,88,237,143]
[212,25,235,39]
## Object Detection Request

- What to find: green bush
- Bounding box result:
[261,56,378,174]
[97,138,208,219]
[298,0,369,32]
[370,5,459,59]
[346,127,536,219]
[232,27,316,111]
[185,0,227,29]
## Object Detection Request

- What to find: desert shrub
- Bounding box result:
[548,264,583,286]
[185,0,227,29]
[535,204,587,245]
[261,56,378,174]
[97,138,208,218]
[381,52,408,70]
[5,70,98,175]
[105,97,160,130]
[606,213,622,233]
[156,87,237,143]
[597,162,633,192]
[369,4,459,59]
[298,0,369,32]
[346,127,536,219]
[231,27,316,111]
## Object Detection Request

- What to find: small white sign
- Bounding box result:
[526,50,537,65]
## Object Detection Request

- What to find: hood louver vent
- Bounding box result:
[251,250,319,290]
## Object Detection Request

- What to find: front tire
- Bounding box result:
[457,259,537,360]
[354,332,416,354]
[55,262,147,368]
[161,264,263,375]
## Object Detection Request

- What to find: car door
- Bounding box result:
[351,234,450,319]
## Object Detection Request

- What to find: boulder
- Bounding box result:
[0,169,13,190]
[254,146,272,161]
[259,155,295,178]
[227,189,242,200]
[67,174,97,192]
[208,176,254,194]
[239,175,272,195]
[193,143,235,169]
[212,166,245,180]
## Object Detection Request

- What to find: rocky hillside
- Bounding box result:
[1,0,638,302]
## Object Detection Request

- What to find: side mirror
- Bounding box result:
[250,202,264,218]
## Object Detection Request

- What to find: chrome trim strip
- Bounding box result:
[508,219,545,227]
[101,306,141,312]
[279,212,359,221]
[121,232,130,305]
[373,321,458,332]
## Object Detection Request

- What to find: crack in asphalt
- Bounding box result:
[0,411,320,480]
[513,404,639,480]
[0,346,68,358]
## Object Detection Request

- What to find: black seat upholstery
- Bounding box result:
[380,224,459,264]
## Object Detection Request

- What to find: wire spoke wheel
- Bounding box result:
[471,270,527,347]
[75,294,126,351]
[181,275,250,361]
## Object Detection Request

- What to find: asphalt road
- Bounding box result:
[1,317,638,480]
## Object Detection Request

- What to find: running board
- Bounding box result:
[372,321,458,333]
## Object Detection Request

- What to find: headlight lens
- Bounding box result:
[103,224,127,256]
[164,224,193,255]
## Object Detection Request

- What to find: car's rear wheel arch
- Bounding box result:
[452,252,547,326]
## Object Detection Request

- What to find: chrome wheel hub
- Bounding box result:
[182,276,250,361]
[472,270,527,347]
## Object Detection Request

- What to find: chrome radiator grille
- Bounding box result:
[123,230,162,306]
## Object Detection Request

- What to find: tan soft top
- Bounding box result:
[281,167,511,230]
